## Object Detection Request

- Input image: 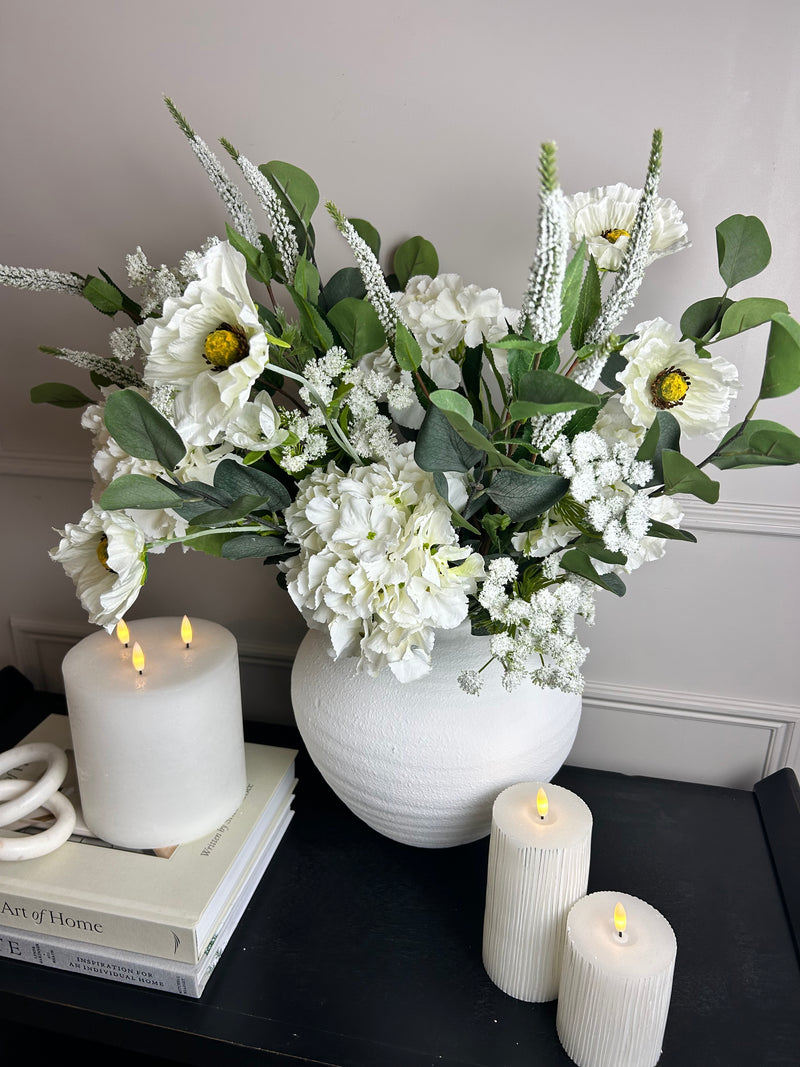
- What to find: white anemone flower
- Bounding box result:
[50,506,148,630]
[280,443,484,682]
[565,182,689,271]
[618,318,739,439]
[140,241,271,446]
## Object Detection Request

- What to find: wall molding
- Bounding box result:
[0,451,89,481]
[10,617,799,788]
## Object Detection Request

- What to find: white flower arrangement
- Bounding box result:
[5,101,800,695]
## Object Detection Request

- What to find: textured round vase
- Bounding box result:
[290,622,582,848]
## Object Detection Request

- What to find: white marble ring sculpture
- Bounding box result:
[0,742,76,860]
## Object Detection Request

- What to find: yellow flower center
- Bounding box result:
[96,534,116,573]
[651,366,691,409]
[601,228,631,244]
[203,323,249,369]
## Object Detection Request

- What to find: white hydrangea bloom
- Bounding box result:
[512,513,580,557]
[140,241,271,446]
[280,443,484,682]
[395,274,513,370]
[565,183,689,271]
[50,506,148,630]
[617,318,739,440]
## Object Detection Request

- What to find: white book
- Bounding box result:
[0,714,297,962]
[0,801,294,997]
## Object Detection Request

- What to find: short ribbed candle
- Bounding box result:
[482,782,592,1002]
[556,891,677,1067]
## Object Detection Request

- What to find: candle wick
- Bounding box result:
[185,642,190,649]
[138,669,143,676]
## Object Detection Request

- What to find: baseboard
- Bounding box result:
[10,618,798,790]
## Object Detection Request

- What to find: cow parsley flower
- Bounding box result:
[140,241,272,446]
[565,182,689,271]
[50,506,149,630]
[617,318,739,439]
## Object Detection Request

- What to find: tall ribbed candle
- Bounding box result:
[556,891,677,1067]
[482,781,592,1002]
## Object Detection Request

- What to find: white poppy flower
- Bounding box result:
[50,506,148,630]
[565,182,689,271]
[140,241,271,446]
[618,318,739,439]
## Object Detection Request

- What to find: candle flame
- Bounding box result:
[132,642,145,674]
[181,615,193,646]
[116,619,129,647]
[536,787,549,819]
[614,901,627,935]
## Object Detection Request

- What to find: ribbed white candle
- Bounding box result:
[556,891,677,1067]
[482,782,592,1002]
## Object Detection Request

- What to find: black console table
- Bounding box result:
[0,667,798,1067]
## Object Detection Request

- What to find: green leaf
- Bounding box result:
[559,240,587,339]
[393,236,439,289]
[599,350,627,390]
[393,320,423,372]
[711,419,800,469]
[680,296,734,342]
[213,459,291,509]
[485,468,569,522]
[104,389,186,470]
[717,297,788,341]
[560,549,626,596]
[415,404,483,473]
[30,382,93,408]
[661,450,720,503]
[226,224,271,284]
[716,214,772,288]
[221,535,293,560]
[574,538,627,565]
[507,346,540,395]
[183,533,231,558]
[636,410,681,485]
[288,288,334,351]
[99,474,185,511]
[430,389,474,424]
[189,494,269,527]
[328,297,386,359]
[509,369,601,417]
[570,255,601,349]
[293,255,321,303]
[260,161,319,225]
[429,391,527,472]
[760,313,800,398]
[320,267,366,309]
[82,275,123,316]
[645,519,697,543]
[349,218,380,257]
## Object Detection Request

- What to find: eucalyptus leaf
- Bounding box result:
[560,549,626,596]
[183,532,231,558]
[226,225,269,283]
[189,493,270,526]
[328,297,386,359]
[415,402,483,473]
[393,236,439,288]
[570,255,601,350]
[320,267,366,308]
[213,459,291,509]
[221,535,293,560]
[711,419,800,469]
[509,369,601,417]
[760,313,800,398]
[30,382,93,408]
[636,410,681,485]
[573,538,627,565]
[349,218,381,257]
[599,350,627,391]
[661,449,720,503]
[104,389,186,470]
[485,468,569,522]
[680,296,733,342]
[717,297,788,341]
[644,519,697,543]
[260,161,319,224]
[716,214,771,288]
[99,474,185,511]
[429,393,528,471]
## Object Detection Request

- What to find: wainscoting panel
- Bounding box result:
[12,619,798,791]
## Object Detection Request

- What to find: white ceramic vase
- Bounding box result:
[290,622,582,848]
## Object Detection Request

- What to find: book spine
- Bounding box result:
[0,927,204,997]
[0,894,200,964]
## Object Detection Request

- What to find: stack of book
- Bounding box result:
[0,714,297,997]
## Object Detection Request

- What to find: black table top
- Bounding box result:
[0,666,798,1067]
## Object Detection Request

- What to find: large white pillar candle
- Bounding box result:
[62,616,247,850]
[556,891,677,1067]
[482,781,592,1002]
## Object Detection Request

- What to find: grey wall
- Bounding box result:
[1,0,798,786]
